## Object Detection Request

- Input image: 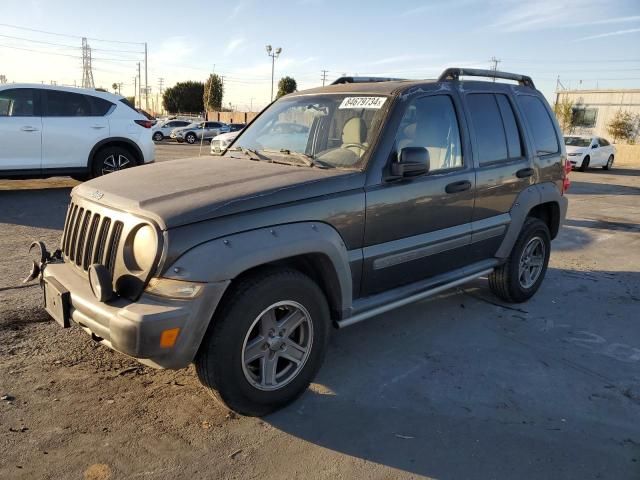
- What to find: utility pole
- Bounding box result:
[158,77,164,115]
[266,45,282,102]
[144,43,148,110]
[137,62,142,109]
[489,56,501,82]
[321,70,328,87]
[133,76,137,107]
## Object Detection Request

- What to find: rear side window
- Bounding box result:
[0,88,35,117]
[467,94,508,164]
[518,96,559,155]
[90,96,115,116]
[45,90,92,117]
[495,95,523,159]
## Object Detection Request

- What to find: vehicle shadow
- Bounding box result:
[568,181,640,196]
[265,268,640,479]
[0,187,71,230]
[594,167,640,177]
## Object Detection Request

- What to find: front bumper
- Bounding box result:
[42,262,229,369]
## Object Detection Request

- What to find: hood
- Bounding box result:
[73,156,359,229]
[565,145,587,155]
[213,131,239,141]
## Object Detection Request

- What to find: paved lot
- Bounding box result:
[1,145,639,479]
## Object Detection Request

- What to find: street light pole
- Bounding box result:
[266,45,282,102]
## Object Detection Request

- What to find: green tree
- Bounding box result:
[125,96,135,106]
[203,74,224,111]
[553,96,574,133]
[162,81,204,113]
[277,76,297,98]
[607,110,639,144]
[112,82,118,94]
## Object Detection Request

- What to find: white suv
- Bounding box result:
[0,84,155,179]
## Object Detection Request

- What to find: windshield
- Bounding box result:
[230,94,389,169]
[564,136,591,147]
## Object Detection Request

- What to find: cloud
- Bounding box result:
[228,3,245,21]
[575,27,640,42]
[224,37,246,56]
[398,0,475,17]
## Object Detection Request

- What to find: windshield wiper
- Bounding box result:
[233,146,270,161]
[275,149,334,169]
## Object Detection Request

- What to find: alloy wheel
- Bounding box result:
[518,236,545,289]
[101,154,131,174]
[241,301,313,391]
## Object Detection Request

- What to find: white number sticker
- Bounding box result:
[339,97,387,109]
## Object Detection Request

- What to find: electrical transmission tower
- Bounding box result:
[0,74,7,84]
[81,37,95,88]
[321,70,328,86]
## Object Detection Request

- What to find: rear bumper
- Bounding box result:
[42,262,229,369]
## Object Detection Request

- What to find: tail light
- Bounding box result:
[562,159,571,194]
[134,120,153,129]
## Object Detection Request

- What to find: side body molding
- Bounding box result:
[164,222,354,315]
[495,181,567,258]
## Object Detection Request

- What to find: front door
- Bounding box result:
[0,88,42,172]
[362,94,475,296]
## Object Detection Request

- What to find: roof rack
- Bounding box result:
[438,68,535,88]
[331,76,406,85]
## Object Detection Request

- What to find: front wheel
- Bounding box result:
[152,131,164,142]
[196,269,330,416]
[578,156,590,172]
[489,218,551,303]
[185,132,197,144]
[603,155,614,170]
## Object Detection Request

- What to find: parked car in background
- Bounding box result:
[210,130,241,155]
[564,135,615,171]
[171,121,230,144]
[0,84,155,179]
[228,123,246,132]
[152,119,192,141]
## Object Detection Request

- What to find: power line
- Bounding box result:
[0,22,145,45]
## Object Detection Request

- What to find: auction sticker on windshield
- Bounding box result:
[339,97,387,109]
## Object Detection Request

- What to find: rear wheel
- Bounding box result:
[91,146,137,178]
[603,155,614,170]
[578,156,590,172]
[489,218,551,303]
[152,131,164,142]
[196,269,330,416]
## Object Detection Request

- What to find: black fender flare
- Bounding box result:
[164,222,353,315]
[87,137,144,168]
[495,182,567,258]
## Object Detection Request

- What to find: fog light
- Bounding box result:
[88,264,114,302]
[160,328,180,348]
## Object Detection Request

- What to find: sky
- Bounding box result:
[0,0,639,112]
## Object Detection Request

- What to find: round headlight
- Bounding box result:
[129,225,157,272]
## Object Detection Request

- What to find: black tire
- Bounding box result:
[91,146,138,178]
[185,132,197,144]
[578,156,590,172]
[603,155,614,170]
[152,131,164,142]
[489,218,551,303]
[195,269,331,416]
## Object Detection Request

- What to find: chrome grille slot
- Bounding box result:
[94,217,111,266]
[75,210,91,265]
[83,214,100,270]
[69,207,84,261]
[105,221,124,276]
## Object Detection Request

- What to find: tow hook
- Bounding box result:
[23,241,62,283]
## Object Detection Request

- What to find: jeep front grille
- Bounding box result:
[61,202,123,276]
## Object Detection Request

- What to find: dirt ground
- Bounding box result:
[1,145,639,479]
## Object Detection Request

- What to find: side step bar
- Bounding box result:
[336,268,494,328]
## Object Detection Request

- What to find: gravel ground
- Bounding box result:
[1,146,639,480]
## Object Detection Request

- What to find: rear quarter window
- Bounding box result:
[517,96,559,155]
[90,96,115,116]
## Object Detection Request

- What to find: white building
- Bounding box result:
[554,88,640,141]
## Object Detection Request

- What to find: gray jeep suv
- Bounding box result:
[31,68,569,416]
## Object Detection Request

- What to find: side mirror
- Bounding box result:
[391,147,430,177]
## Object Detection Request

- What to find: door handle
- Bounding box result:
[516,168,534,178]
[20,126,39,132]
[445,180,472,194]
[91,125,106,129]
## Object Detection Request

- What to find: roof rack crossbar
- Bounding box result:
[438,68,535,88]
[330,76,406,85]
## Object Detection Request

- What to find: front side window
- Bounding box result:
[518,96,559,155]
[395,95,462,171]
[45,90,92,117]
[0,88,35,117]
[232,94,389,169]
[599,137,610,146]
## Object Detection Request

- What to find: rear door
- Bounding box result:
[463,92,533,260]
[0,88,42,171]
[41,90,111,169]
